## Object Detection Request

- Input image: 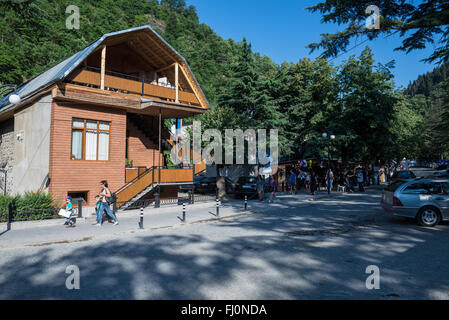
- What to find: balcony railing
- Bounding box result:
[66,66,200,107]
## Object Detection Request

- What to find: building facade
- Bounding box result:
[0,26,208,210]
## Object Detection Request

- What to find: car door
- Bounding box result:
[432,182,449,220]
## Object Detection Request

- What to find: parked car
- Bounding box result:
[179,176,204,193]
[391,170,416,182]
[234,176,258,199]
[430,164,449,176]
[194,176,235,194]
[381,178,449,227]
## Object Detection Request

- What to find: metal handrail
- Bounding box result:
[114,167,154,195]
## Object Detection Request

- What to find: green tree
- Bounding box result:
[307,0,449,63]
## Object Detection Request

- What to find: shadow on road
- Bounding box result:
[0,192,448,300]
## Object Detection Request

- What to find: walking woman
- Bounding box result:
[95,180,119,227]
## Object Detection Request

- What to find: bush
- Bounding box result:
[0,192,56,222]
[0,194,17,213]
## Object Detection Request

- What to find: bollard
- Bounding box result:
[139,207,144,229]
[188,190,193,205]
[182,202,186,222]
[155,190,160,208]
[216,198,220,217]
[77,199,83,218]
[244,195,248,211]
[7,203,14,231]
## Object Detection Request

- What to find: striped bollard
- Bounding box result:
[139,207,144,229]
[244,195,248,211]
[182,202,186,222]
[216,198,220,217]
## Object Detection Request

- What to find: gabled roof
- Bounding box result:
[0,25,209,114]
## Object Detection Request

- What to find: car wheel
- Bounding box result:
[417,207,441,227]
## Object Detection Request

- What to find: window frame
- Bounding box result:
[71,118,111,162]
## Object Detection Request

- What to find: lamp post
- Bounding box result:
[322,132,336,194]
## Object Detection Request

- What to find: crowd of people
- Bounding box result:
[283,162,397,195]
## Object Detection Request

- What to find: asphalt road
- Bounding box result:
[0,188,448,300]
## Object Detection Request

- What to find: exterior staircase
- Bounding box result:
[114,114,208,210]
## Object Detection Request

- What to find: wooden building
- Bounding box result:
[0,26,208,211]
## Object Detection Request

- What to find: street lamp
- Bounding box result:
[1,85,21,105]
[322,132,336,194]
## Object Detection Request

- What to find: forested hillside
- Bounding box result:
[406,62,449,97]
[1,0,448,162]
[0,0,276,106]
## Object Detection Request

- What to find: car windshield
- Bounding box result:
[238,177,257,184]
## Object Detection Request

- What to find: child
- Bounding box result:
[92,195,102,225]
[64,196,76,228]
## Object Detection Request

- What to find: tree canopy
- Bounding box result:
[307,0,449,64]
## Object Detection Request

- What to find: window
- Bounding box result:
[68,191,88,204]
[402,182,431,194]
[71,119,110,161]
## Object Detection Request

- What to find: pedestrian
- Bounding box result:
[268,175,277,203]
[289,170,297,195]
[310,172,318,195]
[357,170,365,192]
[63,196,76,228]
[326,168,334,193]
[256,175,265,201]
[94,180,119,227]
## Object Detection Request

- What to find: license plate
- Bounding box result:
[243,186,252,189]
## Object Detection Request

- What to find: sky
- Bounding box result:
[186,0,439,88]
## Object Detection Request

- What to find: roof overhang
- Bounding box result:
[141,99,205,119]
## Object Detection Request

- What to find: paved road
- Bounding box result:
[0,188,448,300]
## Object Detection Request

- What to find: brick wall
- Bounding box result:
[127,120,163,168]
[49,102,127,207]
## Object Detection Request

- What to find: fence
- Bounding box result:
[0,206,61,223]
[0,202,84,224]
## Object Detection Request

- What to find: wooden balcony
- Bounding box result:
[67,67,201,107]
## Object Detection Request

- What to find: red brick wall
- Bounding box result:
[49,101,127,207]
[127,120,163,169]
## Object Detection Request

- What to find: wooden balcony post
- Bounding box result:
[158,109,161,185]
[175,62,179,103]
[100,45,106,90]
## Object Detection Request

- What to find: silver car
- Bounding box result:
[381,178,449,227]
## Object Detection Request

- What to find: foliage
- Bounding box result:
[0,191,55,221]
[1,0,447,167]
[307,0,449,63]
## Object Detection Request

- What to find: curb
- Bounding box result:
[0,218,87,231]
